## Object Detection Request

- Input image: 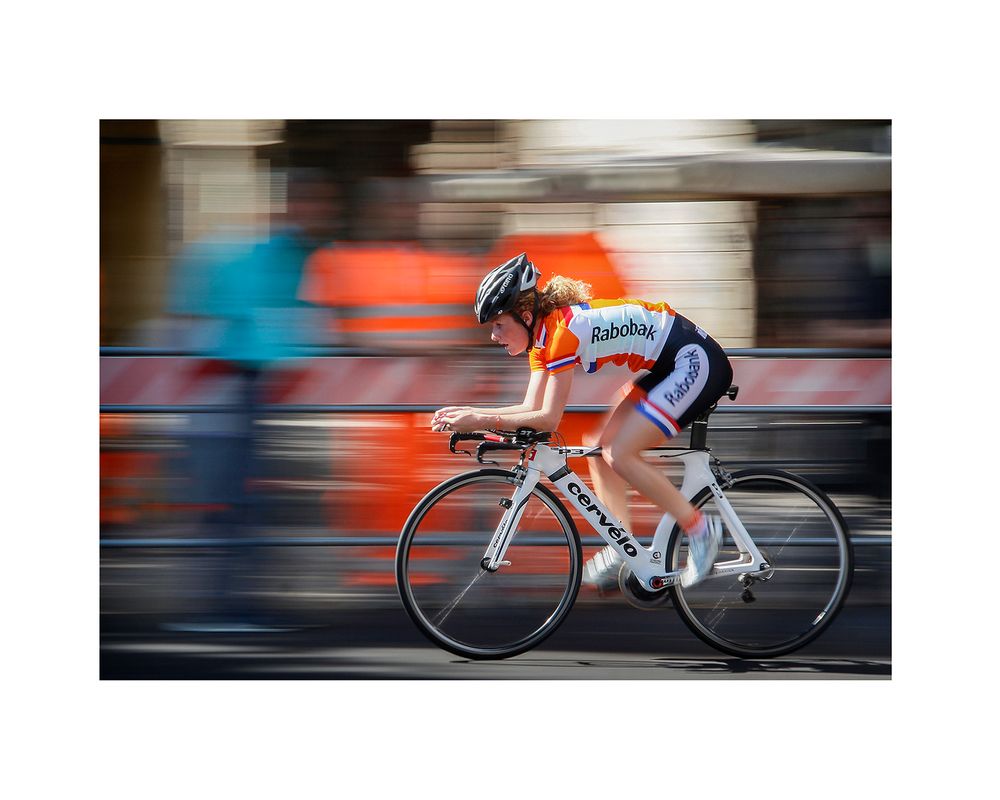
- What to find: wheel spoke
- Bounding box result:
[431,568,489,627]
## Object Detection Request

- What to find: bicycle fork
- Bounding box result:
[479,469,542,571]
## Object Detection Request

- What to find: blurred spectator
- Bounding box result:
[164,167,342,632]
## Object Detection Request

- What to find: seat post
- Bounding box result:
[689,385,737,450]
[689,409,712,450]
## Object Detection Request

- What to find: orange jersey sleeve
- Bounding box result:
[529,308,582,373]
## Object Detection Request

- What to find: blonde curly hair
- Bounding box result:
[512,275,593,319]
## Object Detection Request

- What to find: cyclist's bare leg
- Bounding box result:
[582,393,653,589]
[607,412,721,587]
[602,404,697,526]
[582,394,633,529]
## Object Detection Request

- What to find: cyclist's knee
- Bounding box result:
[602,441,638,474]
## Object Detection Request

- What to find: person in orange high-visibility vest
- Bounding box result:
[300,245,482,350]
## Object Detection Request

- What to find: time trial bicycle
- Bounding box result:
[395,386,853,660]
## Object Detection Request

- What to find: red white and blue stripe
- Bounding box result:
[636,394,682,437]
[546,354,578,371]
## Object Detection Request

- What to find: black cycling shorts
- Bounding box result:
[626,314,733,438]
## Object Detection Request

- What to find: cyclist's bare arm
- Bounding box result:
[494,369,572,431]
[432,371,573,433]
[433,370,548,418]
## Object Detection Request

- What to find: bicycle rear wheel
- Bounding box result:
[396,469,582,660]
[667,469,853,658]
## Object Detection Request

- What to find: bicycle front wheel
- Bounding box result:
[667,469,853,659]
[396,469,582,660]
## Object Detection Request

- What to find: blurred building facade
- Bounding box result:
[101,119,891,350]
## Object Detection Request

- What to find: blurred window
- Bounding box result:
[753,195,891,347]
[753,120,891,154]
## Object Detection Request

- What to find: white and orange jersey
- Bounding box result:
[528,298,678,375]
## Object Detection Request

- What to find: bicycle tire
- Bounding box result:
[396,468,582,660]
[666,468,854,659]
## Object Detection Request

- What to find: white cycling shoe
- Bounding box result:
[680,514,722,588]
[583,545,622,594]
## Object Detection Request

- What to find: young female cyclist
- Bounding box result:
[431,253,734,589]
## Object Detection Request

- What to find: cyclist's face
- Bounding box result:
[489,312,531,356]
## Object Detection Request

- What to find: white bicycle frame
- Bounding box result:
[480,442,770,591]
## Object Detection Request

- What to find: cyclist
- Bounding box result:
[431,253,734,589]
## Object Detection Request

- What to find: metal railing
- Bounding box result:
[99,346,890,414]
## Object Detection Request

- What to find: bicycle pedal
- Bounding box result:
[740,588,756,603]
[497,561,511,567]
